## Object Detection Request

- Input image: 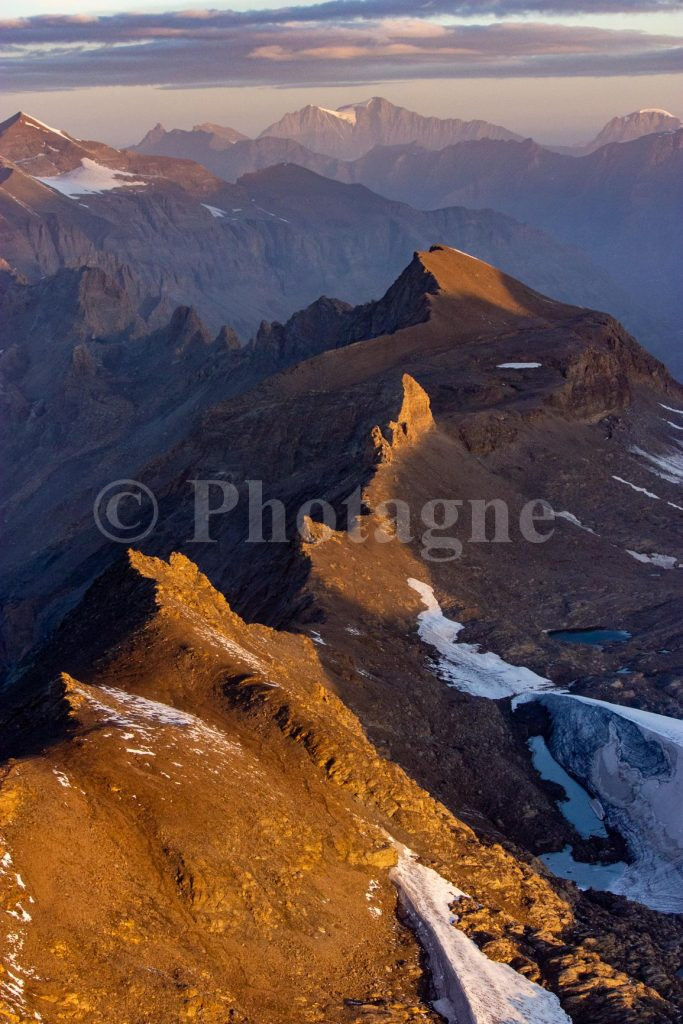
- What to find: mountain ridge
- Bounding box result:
[2,240,683,1022]
[257,96,523,159]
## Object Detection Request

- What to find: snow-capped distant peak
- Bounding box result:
[638,108,675,116]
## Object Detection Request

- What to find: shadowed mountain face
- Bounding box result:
[0,113,644,351]
[132,104,680,169]
[133,96,521,168]
[2,245,681,670]
[133,124,341,180]
[2,244,683,1023]
[131,113,682,377]
[319,132,683,376]
[136,120,249,157]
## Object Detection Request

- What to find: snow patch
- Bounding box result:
[318,105,357,124]
[75,685,245,775]
[200,203,227,218]
[190,620,267,673]
[0,836,40,1020]
[253,204,290,223]
[390,848,570,1024]
[37,158,148,198]
[555,510,596,534]
[631,444,683,485]
[612,475,660,500]
[23,114,69,139]
[497,362,542,369]
[660,403,683,416]
[408,578,552,698]
[445,245,478,260]
[626,550,679,569]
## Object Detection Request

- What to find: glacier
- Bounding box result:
[533,692,683,913]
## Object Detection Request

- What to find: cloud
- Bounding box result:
[0,3,681,91]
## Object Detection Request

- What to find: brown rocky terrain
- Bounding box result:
[2,544,681,1023]
[1,245,682,1023]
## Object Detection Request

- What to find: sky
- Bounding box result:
[1,0,681,145]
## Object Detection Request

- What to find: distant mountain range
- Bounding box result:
[1,111,645,346]
[129,102,683,375]
[134,98,681,164]
[325,131,683,374]
[255,96,523,158]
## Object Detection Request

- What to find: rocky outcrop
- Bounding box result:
[370,374,435,462]
[2,233,683,1023]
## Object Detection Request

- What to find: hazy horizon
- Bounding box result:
[2,75,682,149]
[1,0,681,146]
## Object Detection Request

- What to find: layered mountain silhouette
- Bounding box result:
[0,112,644,348]
[326,132,683,374]
[135,101,679,165]
[130,105,683,375]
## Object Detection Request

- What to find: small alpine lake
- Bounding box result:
[547,628,632,647]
